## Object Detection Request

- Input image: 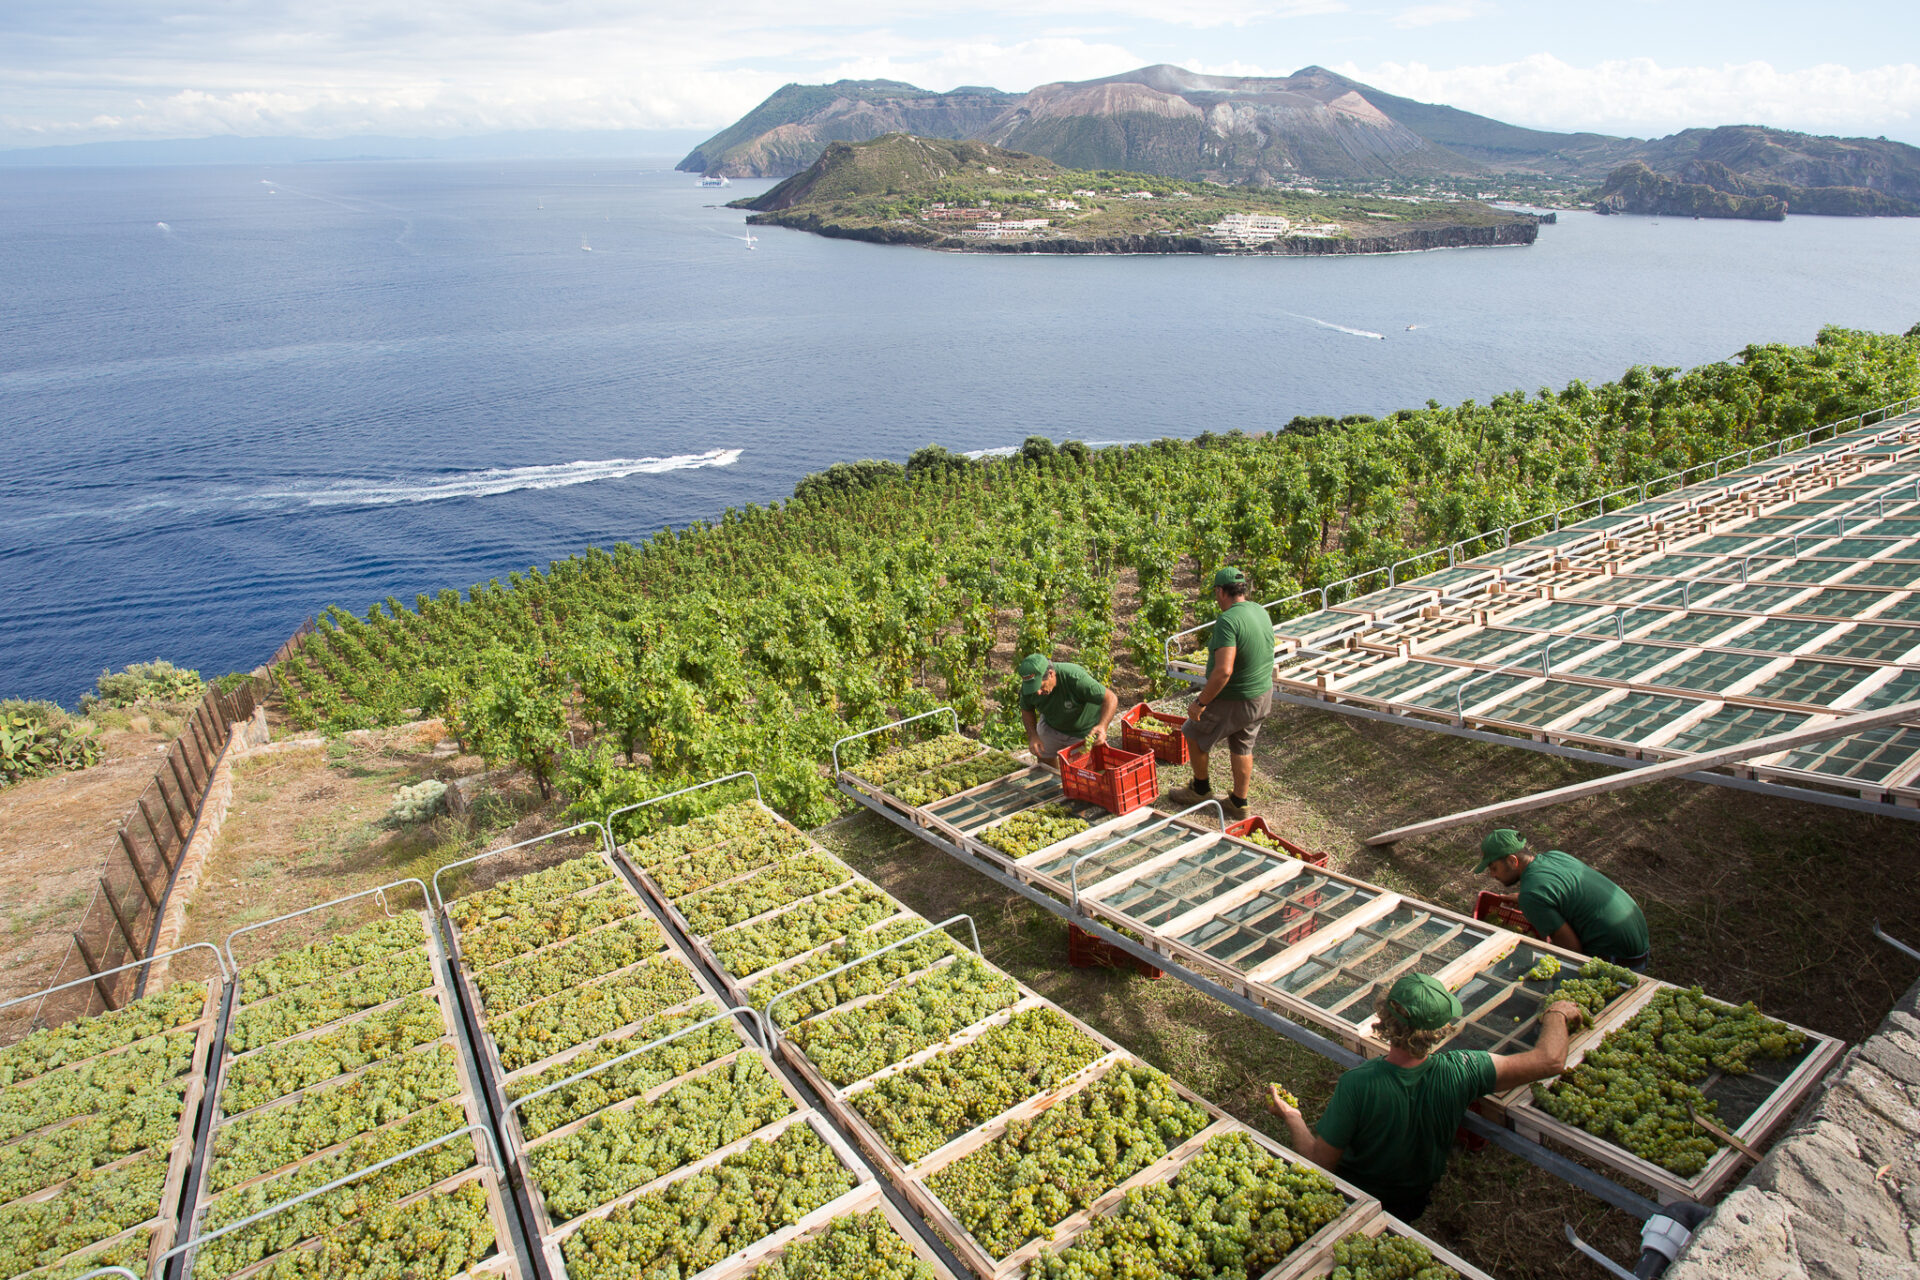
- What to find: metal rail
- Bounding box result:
[0,941,229,1035]
[606,771,765,848]
[764,915,981,1058]
[225,878,427,973]
[1874,922,1920,965]
[431,822,608,910]
[838,781,1661,1220]
[163,1123,503,1277]
[506,1006,769,1120]
[1266,688,1920,825]
[831,708,961,778]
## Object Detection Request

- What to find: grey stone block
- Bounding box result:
[1752,1122,1909,1258]
[1666,1187,1808,1280]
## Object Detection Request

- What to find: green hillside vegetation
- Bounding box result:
[734,134,1523,247]
[270,327,1920,827]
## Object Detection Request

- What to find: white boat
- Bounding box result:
[700,175,730,188]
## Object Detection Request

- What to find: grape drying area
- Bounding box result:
[1,784,1502,1280]
[834,726,1846,1209]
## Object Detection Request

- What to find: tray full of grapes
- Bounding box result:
[1515,983,1845,1203]
[700,1189,960,1280]
[0,972,220,1280]
[1278,1216,1493,1280]
[185,898,523,1280]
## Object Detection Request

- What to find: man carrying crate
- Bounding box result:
[1169,566,1274,820]
[1266,972,1585,1223]
[1017,653,1119,767]
[1475,829,1652,971]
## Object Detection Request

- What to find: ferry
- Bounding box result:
[700,175,730,188]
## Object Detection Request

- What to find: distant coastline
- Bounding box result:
[734,134,1543,259]
[746,210,1542,256]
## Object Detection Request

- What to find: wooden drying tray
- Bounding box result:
[1501,986,1847,1205]
[699,1184,963,1280]
[1273,1210,1495,1280]
[755,933,1377,1279]
[184,912,523,1280]
[535,1108,878,1280]
[3,975,220,1280]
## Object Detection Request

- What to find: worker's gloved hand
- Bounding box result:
[1265,1083,1300,1120]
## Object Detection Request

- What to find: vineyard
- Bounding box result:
[265,329,1920,826]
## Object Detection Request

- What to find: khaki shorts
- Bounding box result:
[1033,720,1086,761]
[1182,692,1273,756]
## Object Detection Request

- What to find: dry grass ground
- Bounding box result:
[176,721,571,963]
[0,707,190,1010]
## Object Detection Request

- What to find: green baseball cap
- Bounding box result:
[1018,654,1050,697]
[1474,828,1528,872]
[1212,566,1248,589]
[1386,973,1464,1031]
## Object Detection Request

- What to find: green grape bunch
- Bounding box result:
[982,806,1092,860]
[1533,987,1806,1175]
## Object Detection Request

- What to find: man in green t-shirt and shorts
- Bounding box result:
[1017,654,1119,768]
[1169,567,1275,820]
[1476,829,1651,970]
[1267,972,1584,1222]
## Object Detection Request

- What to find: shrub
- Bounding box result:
[82,660,204,711]
[1,704,101,786]
[388,779,449,825]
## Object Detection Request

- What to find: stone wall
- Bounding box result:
[1666,974,1920,1280]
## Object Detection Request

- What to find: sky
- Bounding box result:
[2,1,1918,150]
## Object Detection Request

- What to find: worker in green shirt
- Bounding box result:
[1476,829,1652,971]
[1017,654,1119,767]
[1169,567,1275,821]
[1266,972,1584,1222]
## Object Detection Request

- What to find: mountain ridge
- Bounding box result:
[680,66,1920,213]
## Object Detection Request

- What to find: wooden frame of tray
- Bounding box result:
[183,911,523,1280]
[614,799,1380,1280]
[1501,993,1847,1204]
[1272,1209,1495,1280]
[4,976,220,1280]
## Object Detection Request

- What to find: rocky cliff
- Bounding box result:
[1591,162,1787,219]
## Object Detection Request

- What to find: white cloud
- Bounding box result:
[822,37,1146,92]
[1339,54,1920,141]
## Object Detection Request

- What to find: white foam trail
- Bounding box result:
[261,449,743,508]
[155,221,171,233]
[1289,312,1386,340]
[961,438,1153,460]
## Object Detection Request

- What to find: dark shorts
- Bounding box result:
[1609,950,1651,973]
[1181,691,1273,756]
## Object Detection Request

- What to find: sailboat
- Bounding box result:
[581,236,592,252]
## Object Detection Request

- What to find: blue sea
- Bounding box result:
[5,159,1920,705]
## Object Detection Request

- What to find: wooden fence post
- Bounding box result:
[123,837,159,911]
[101,877,143,957]
[168,743,194,800]
[139,796,176,873]
[73,933,117,1011]
[176,738,206,798]
[159,773,192,840]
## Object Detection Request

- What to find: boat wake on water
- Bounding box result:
[1288,313,1387,340]
[265,450,744,507]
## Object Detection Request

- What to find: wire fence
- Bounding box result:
[6,672,277,1040]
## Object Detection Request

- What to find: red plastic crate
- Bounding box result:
[1225,816,1329,868]
[1119,703,1189,765]
[1067,923,1164,978]
[1473,890,1541,939]
[1059,741,1158,815]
